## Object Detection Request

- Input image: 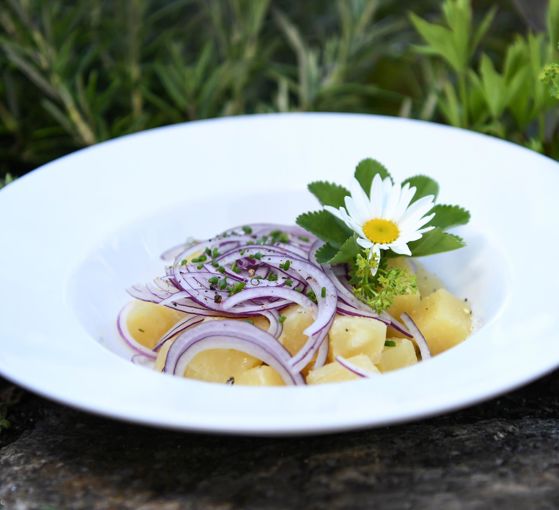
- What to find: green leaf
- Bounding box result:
[402,175,439,203]
[308,181,350,208]
[479,54,506,119]
[428,204,470,230]
[354,158,392,196]
[296,210,352,248]
[472,7,496,56]
[409,13,462,74]
[408,228,465,257]
[326,236,362,265]
[315,243,339,264]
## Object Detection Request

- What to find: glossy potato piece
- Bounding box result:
[376,338,418,372]
[127,301,186,349]
[411,288,472,355]
[278,304,314,355]
[385,257,421,320]
[328,316,386,364]
[306,354,379,385]
[184,349,262,383]
[155,341,261,382]
[235,366,285,386]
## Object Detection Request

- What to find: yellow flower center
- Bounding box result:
[363,218,400,245]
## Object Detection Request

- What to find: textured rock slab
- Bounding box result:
[0,370,558,510]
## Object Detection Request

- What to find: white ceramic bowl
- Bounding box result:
[1,113,558,435]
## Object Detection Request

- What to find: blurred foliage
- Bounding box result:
[0,0,558,181]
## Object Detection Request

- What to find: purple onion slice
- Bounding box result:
[400,313,431,361]
[116,302,157,360]
[163,320,305,385]
[335,355,377,378]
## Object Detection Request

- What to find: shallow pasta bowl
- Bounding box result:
[1,113,558,436]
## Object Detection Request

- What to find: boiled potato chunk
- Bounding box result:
[411,288,472,355]
[184,349,261,383]
[277,304,318,373]
[278,304,314,356]
[388,292,421,321]
[328,316,386,364]
[235,366,285,386]
[127,301,185,349]
[377,338,418,372]
[385,257,421,320]
[306,354,379,385]
[385,256,415,274]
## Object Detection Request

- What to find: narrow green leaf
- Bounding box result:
[428,204,470,229]
[408,228,465,257]
[315,243,338,264]
[308,181,350,208]
[354,158,392,196]
[409,13,461,74]
[402,175,439,203]
[472,7,496,55]
[326,236,361,265]
[296,210,352,248]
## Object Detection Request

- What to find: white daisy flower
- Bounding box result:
[325,174,436,268]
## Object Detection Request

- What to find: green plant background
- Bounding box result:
[1,0,558,188]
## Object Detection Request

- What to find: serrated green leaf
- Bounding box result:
[296,210,352,248]
[354,158,392,196]
[326,236,361,265]
[408,228,465,257]
[308,181,350,208]
[402,175,439,203]
[428,204,470,230]
[315,243,338,263]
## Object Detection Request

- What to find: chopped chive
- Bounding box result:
[278,314,287,324]
[254,252,263,260]
[279,260,291,270]
[217,266,226,273]
[298,235,310,242]
[384,340,397,347]
[321,287,326,298]
[270,230,290,243]
[218,278,228,290]
[212,247,219,258]
[191,254,207,263]
[231,261,241,274]
[306,290,317,303]
[244,319,255,325]
[267,272,278,282]
[208,276,219,284]
[284,278,294,287]
[204,247,212,256]
[180,259,188,266]
[229,282,246,295]
[242,226,253,234]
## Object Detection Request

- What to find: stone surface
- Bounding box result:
[0,371,558,510]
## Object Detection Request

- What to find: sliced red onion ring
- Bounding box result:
[160,238,201,261]
[261,310,282,338]
[223,287,315,312]
[116,302,157,359]
[153,315,205,351]
[400,313,431,361]
[335,355,377,378]
[163,320,305,385]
